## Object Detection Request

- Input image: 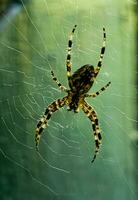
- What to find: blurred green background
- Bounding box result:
[0,0,138,200]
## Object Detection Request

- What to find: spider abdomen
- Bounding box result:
[69,64,95,94]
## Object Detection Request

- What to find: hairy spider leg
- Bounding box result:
[66,25,77,79]
[82,101,102,163]
[51,70,68,92]
[85,81,111,98]
[94,27,106,77]
[35,96,67,150]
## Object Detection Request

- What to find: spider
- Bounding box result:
[35,25,111,163]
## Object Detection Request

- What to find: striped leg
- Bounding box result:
[94,27,106,77]
[66,25,77,79]
[85,81,111,98]
[35,96,67,150]
[82,101,102,163]
[51,70,68,92]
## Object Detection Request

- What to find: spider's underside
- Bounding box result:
[35,25,111,163]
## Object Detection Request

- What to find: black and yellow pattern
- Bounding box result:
[82,101,102,163]
[35,25,111,163]
[51,70,68,92]
[66,24,77,79]
[35,96,68,150]
[85,81,111,98]
[94,27,106,77]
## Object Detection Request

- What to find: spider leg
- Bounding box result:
[35,96,68,150]
[51,70,68,92]
[94,27,106,77]
[66,25,77,79]
[85,81,111,98]
[82,101,102,163]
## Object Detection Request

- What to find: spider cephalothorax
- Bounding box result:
[35,25,111,163]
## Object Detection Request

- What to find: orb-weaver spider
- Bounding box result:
[35,25,111,163]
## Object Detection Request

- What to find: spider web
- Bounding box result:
[0,0,138,199]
